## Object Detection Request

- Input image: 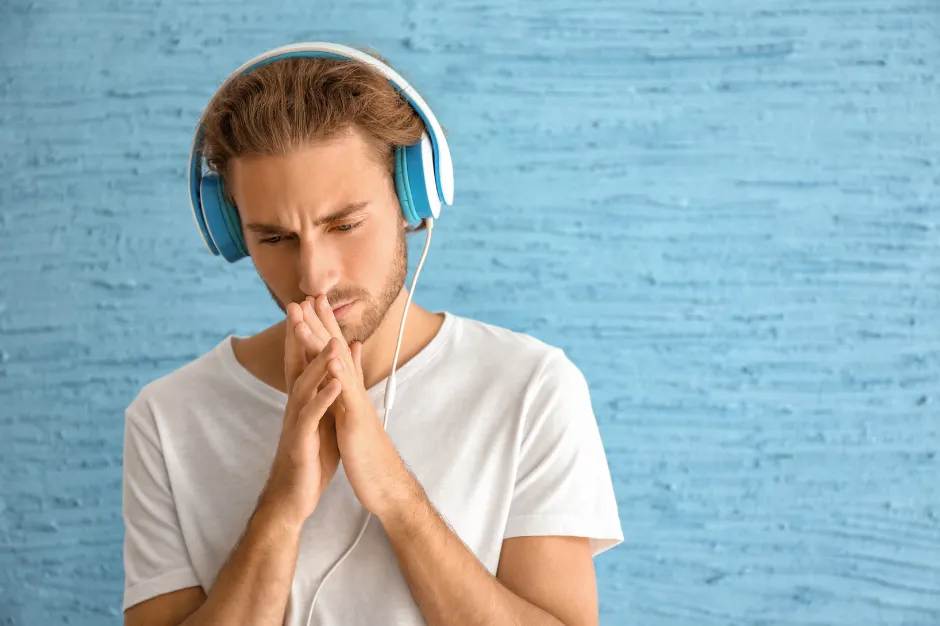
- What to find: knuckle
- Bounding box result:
[318,343,336,361]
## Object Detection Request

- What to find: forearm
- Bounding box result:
[181,502,303,626]
[379,481,565,626]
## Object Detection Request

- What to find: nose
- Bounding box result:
[296,237,339,298]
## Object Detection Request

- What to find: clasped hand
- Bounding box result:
[287,295,412,520]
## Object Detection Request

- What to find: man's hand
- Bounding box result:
[255,302,342,528]
[297,295,414,520]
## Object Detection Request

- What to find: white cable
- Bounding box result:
[384,216,434,419]
[305,217,434,626]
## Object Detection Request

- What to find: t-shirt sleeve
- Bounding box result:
[503,348,624,556]
[122,398,202,612]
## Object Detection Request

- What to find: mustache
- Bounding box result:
[292,290,367,307]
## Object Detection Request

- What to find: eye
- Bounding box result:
[258,221,362,245]
[333,221,364,233]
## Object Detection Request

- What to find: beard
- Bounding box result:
[264,223,408,346]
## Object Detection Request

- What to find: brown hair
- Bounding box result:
[199,47,437,230]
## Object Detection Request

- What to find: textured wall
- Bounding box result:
[1,0,939,624]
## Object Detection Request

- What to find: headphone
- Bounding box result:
[188,41,455,263]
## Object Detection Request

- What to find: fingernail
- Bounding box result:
[333,359,344,372]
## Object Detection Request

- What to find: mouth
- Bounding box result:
[331,300,356,320]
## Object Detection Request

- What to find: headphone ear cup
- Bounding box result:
[394,146,419,224]
[417,132,442,220]
[200,174,250,262]
[395,132,441,224]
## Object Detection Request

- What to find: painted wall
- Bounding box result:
[1,0,938,624]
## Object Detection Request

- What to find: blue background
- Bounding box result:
[1,1,939,624]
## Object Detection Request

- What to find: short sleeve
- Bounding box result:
[122,399,201,612]
[503,349,624,556]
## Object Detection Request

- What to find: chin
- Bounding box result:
[338,321,366,345]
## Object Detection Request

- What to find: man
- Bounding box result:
[122,42,622,626]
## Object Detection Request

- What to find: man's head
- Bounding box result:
[198,54,428,344]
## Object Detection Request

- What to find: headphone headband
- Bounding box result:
[188,42,454,257]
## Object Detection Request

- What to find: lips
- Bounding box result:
[331,300,356,319]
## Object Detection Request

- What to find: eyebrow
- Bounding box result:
[243,201,370,236]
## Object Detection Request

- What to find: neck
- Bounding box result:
[356,287,436,390]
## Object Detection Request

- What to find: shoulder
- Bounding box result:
[445,313,585,394]
[124,337,231,427]
[448,315,596,430]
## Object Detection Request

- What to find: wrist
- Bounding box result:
[375,470,429,535]
[253,495,311,536]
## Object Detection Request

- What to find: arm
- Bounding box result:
[183,503,303,625]
[124,503,304,626]
[126,306,346,626]
[377,475,598,626]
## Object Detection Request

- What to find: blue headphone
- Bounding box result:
[188,42,455,263]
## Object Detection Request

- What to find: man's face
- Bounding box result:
[227,126,408,345]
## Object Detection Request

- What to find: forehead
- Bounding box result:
[227,131,390,219]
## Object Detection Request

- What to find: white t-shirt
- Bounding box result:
[122,310,623,624]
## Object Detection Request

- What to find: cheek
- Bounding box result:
[336,243,374,285]
[251,247,298,287]
[362,229,399,269]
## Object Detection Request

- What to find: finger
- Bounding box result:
[332,398,348,432]
[351,341,363,383]
[289,337,343,418]
[295,378,342,444]
[312,295,355,373]
[326,353,364,417]
[294,301,328,362]
[283,303,308,391]
[313,294,345,341]
[317,369,345,419]
[303,298,332,347]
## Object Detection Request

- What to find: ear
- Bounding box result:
[405,219,426,234]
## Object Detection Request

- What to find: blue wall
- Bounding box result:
[1,1,938,624]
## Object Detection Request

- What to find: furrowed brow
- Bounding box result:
[243,201,369,235]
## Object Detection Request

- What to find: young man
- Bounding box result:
[122,43,622,626]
